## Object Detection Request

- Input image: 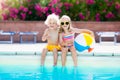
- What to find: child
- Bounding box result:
[59,15,94,67]
[41,13,61,66]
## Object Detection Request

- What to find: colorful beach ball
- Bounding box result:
[74,33,95,52]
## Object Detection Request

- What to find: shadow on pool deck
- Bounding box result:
[0,42,120,56]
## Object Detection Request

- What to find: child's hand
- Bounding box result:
[60,42,67,47]
[66,41,73,46]
[46,34,51,39]
[42,34,50,41]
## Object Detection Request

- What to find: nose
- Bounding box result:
[64,25,67,27]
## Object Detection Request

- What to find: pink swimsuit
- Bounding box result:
[62,34,74,41]
[62,33,74,48]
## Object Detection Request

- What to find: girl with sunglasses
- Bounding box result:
[59,15,94,67]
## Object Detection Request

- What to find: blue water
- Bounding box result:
[0,64,120,80]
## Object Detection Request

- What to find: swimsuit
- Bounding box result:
[62,33,74,48]
[62,34,74,41]
[46,45,61,51]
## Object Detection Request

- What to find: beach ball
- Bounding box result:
[74,33,95,52]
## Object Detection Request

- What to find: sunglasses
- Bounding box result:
[61,22,69,25]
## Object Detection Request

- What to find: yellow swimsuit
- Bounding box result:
[46,44,61,51]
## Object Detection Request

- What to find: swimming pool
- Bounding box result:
[0,55,120,80]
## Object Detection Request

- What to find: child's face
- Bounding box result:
[48,19,58,29]
[60,18,70,30]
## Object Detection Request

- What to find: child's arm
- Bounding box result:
[59,33,66,47]
[73,28,95,38]
[59,33,63,46]
[42,29,48,41]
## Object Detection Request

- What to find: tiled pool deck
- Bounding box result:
[0,42,120,56]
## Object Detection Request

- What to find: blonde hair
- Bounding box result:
[59,15,73,33]
[44,13,60,26]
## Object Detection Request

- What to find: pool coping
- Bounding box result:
[0,42,120,56]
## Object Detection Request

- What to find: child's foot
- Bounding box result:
[53,64,57,67]
[53,62,57,66]
[40,63,44,66]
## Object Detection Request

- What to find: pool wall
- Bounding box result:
[0,21,120,43]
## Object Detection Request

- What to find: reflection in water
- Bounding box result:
[38,66,120,80]
[0,65,120,80]
[39,66,79,80]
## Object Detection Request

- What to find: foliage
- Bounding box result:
[0,0,120,21]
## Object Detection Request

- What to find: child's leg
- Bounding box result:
[41,48,48,66]
[53,48,58,66]
[61,47,68,66]
[70,46,77,66]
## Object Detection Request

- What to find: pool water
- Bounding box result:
[0,56,120,80]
